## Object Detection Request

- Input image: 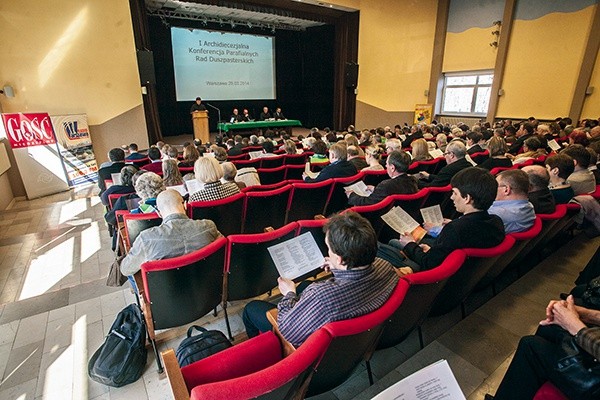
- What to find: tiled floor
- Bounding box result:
[0,184,598,400]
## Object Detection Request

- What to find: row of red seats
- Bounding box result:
[154,201,584,399]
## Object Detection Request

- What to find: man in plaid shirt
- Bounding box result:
[242,211,399,347]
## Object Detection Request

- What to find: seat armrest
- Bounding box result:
[266,309,296,357]
[162,349,191,400]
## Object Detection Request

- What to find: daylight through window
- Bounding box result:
[441,71,493,116]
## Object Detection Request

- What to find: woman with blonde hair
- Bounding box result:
[411,138,433,162]
[283,139,298,155]
[479,136,512,170]
[362,146,385,171]
[162,159,183,187]
[209,144,228,163]
[189,157,240,202]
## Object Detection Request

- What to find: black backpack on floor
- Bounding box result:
[88,304,148,387]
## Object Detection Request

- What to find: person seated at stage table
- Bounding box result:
[242,211,399,348]
[98,148,127,195]
[178,145,200,168]
[303,143,357,183]
[522,165,556,214]
[347,151,418,206]
[141,147,163,174]
[417,140,471,188]
[347,145,368,171]
[562,144,596,195]
[488,169,536,233]
[189,157,240,202]
[125,143,146,161]
[273,107,286,120]
[229,108,243,123]
[479,137,512,171]
[100,165,137,207]
[259,106,271,121]
[362,146,385,171]
[241,109,252,122]
[120,189,221,277]
[190,97,206,113]
[379,167,505,273]
[546,154,576,204]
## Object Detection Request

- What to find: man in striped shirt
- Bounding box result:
[242,212,399,348]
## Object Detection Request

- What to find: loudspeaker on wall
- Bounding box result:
[344,62,359,88]
[137,51,156,85]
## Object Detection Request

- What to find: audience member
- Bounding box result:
[283,140,298,155]
[100,165,137,206]
[436,134,448,152]
[162,159,183,187]
[417,140,471,188]
[466,131,484,155]
[546,154,576,204]
[141,147,163,173]
[125,143,145,161]
[303,143,357,183]
[479,137,512,171]
[209,145,228,163]
[489,295,600,400]
[242,211,399,347]
[98,148,126,195]
[348,151,418,206]
[507,122,535,155]
[510,136,546,165]
[411,138,433,161]
[562,144,596,194]
[347,145,368,170]
[362,146,385,171]
[189,157,240,202]
[120,190,221,276]
[131,172,165,214]
[380,167,505,272]
[221,162,245,190]
[522,165,556,214]
[178,145,200,168]
[488,170,536,233]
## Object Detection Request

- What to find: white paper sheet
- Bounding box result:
[267,232,325,280]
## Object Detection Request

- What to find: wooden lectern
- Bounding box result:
[192,110,209,143]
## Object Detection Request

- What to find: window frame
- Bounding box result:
[440,70,494,117]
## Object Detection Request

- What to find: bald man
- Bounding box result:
[522,165,556,214]
[120,190,222,276]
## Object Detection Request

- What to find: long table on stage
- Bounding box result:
[217,119,302,133]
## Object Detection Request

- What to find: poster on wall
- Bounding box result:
[51,114,98,187]
[414,104,433,125]
[0,112,70,199]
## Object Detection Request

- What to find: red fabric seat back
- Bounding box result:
[187,192,245,236]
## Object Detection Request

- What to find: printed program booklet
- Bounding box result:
[267,232,325,280]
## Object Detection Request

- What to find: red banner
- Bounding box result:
[2,113,56,149]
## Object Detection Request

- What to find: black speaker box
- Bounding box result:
[344,62,359,88]
[137,51,156,85]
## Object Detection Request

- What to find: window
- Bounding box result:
[441,71,493,116]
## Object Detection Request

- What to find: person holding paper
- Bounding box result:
[379,167,505,272]
[488,169,536,234]
[417,140,471,188]
[229,108,243,123]
[242,212,399,348]
[348,151,418,206]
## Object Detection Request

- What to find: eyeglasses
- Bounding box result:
[443,151,453,156]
